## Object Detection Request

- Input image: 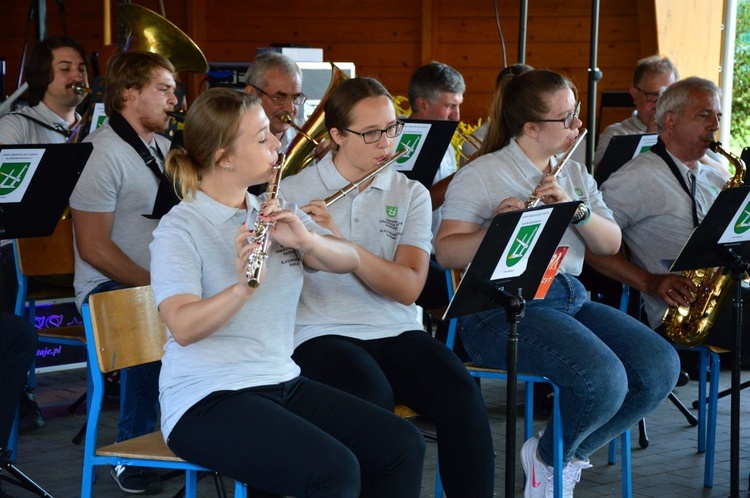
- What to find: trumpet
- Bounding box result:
[524,128,587,208]
[246,153,284,288]
[69,82,92,95]
[324,148,408,206]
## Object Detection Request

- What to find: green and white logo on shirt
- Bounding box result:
[574,187,584,197]
[386,205,398,218]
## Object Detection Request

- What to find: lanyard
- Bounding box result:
[650,138,700,227]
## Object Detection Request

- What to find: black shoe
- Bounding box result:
[676,370,690,387]
[18,385,44,434]
[110,465,163,494]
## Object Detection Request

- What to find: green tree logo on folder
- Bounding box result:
[507,224,540,267]
[735,201,750,234]
[0,162,31,194]
[397,134,421,163]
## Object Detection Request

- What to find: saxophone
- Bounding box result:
[663,141,746,347]
[246,153,284,288]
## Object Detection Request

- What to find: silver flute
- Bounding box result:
[246,153,284,287]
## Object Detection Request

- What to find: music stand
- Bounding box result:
[0,142,92,498]
[394,118,458,189]
[668,186,750,498]
[444,201,580,496]
[595,133,657,187]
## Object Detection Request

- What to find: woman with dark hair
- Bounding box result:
[281,77,495,497]
[435,69,680,497]
[150,87,425,498]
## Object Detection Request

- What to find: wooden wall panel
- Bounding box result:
[0,0,700,128]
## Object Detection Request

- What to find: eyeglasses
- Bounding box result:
[634,86,661,103]
[533,101,581,129]
[248,84,307,106]
[342,121,404,144]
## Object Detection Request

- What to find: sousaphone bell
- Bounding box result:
[119,4,209,73]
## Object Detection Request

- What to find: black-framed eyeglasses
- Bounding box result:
[532,101,581,129]
[342,121,404,144]
[249,84,307,106]
[634,86,661,103]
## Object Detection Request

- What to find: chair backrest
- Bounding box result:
[86,286,166,373]
[596,90,634,139]
[14,217,75,276]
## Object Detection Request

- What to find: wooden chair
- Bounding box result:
[80,285,247,498]
[13,218,86,384]
[442,269,632,498]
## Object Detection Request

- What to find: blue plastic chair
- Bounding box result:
[441,269,632,498]
[619,283,719,488]
[80,286,247,498]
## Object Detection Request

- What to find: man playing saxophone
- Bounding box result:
[587,76,750,366]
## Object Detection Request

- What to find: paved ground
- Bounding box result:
[2,363,749,497]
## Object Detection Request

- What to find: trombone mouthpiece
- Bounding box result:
[69,82,92,95]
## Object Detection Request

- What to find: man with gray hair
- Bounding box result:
[244,51,306,151]
[593,55,679,165]
[586,77,745,360]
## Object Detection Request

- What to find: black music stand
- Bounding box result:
[668,186,750,498]
[395,119,458,189]
[0,142,92,498]
[444,201,580,496]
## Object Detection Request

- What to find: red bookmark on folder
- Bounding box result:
[534,245,569,299]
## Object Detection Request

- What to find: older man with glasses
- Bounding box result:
[593,55,679,166]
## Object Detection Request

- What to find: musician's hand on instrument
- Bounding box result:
[533,175,572,204]
[302,200,342,237]
[648,273,696,307]
[266,209,314,251]
[493,197,525,216]
[235,223,261,291]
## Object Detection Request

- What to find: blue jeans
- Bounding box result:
[459,273,679,465]
[85,281,160,442]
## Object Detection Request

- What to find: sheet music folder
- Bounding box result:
[669,186,750,272]
[443,201,580,320]
[595,132,657,187]
[394,118,458,189]
[0,143,92,239]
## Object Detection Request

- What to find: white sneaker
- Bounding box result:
[562,459,592,497]
[521,436,554,498]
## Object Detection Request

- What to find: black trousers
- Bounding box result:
[293,331,495,498]
[167,377,425,498]
[1,312,38,448]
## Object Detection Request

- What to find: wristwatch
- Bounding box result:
[571,203,591,226]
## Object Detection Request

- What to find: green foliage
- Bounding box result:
[732,0,750,154]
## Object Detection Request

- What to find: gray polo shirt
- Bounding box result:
[151,190,330,440]
[442,137,614,276]
[601,148,726,328]
[69,121,171,309]
[0,102,80,144]
[280,154,433,346]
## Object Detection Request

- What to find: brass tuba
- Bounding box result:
[281,63,349,178]
[663,141,746,347]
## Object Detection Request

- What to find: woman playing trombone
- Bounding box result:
[435,69,679,497]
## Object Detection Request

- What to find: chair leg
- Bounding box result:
[667,392,698,426]
[638,418,649,448]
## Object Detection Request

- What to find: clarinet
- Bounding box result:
[246,153,284,288]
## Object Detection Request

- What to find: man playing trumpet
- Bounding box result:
[0,35,88,145]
